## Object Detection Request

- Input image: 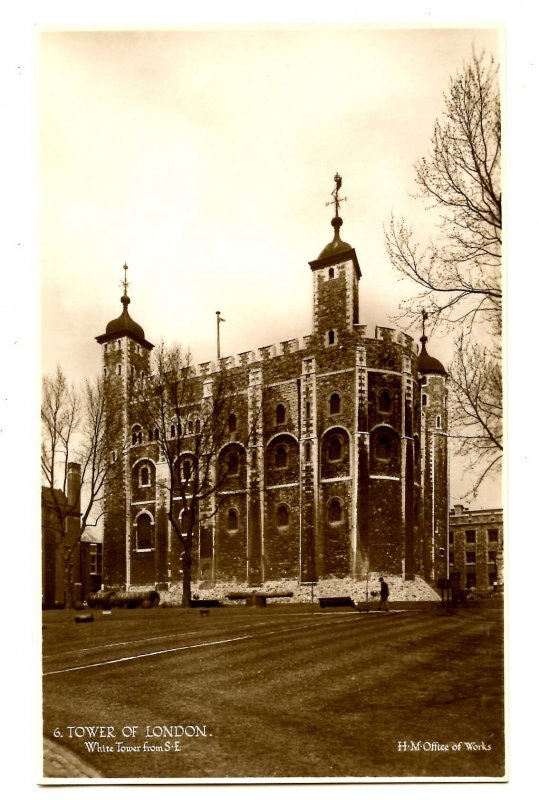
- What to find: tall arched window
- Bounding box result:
[275,444,288,468]
[328,498,343,523]
[276,504,289,529]
[139,465,150,487]
[226,508,238,532]
[228,413,237,433]
[329,393,341,415]
[328,435,343,461]
[276,404,286,424]
[170,423,176,438]
[182,459,192,481]
[136,514,153,550]
[305,441,311,463]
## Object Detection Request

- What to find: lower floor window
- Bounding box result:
[136,514,153,550]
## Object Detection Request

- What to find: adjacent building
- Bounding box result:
[449,505,504,591]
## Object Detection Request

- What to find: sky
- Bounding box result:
[39,26,501,508]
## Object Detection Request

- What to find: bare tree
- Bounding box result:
[134,343,258,607]
[385,51,502,490]
[41,367,126,607]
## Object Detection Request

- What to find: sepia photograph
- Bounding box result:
[35,18,507,784]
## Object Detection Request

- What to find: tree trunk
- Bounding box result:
[64,560,74,609]
[181,549,193,608]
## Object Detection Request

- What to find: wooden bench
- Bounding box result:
[190,599,221,608]
[226,591,293,607]
[319,596,355,609]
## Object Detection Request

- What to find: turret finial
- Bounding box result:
[325,172,348,220]
[420,308,428,343]
[120,263,130,306]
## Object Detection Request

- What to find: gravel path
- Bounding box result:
[43,738,101,779]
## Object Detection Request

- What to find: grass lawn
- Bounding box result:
[42,604,504,780]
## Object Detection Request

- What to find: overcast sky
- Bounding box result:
[39,26,501,506]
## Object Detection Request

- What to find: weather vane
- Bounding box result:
[421,308,428,340]
[325,172,348,217]
[121,262,130,296]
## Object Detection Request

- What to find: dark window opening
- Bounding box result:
[328,498,343,523]
[228,413,237,433]
[228,453,239,476]
[136,514,153,550]
[465,530,476,544]
[132,426,142,446]
[276,404,286,424]
[275,445,288,468]
[182,460,192,481]
[466,573,476,589]
[140,466,150,487]
[374,434,392,461]
[305,442,311,463]
[422,394,427,407]
[328,435,343,461]
[329,393,341,415]
[379,390,391,413]
[328,267,335,279]
[488,529,499,542]
[226,508,238,532]
[328,330,335,345]
[276,504,289,528]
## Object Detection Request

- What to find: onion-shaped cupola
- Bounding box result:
[96,263,154,349]
[417,311,446,375]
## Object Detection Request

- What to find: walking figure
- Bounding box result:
[379,577,389,611]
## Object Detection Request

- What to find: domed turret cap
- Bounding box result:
[95,264,154,349]
[417,335,447,375]
[318,215,353,259]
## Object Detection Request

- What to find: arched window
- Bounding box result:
[228,413,237,433]
[328,267,335,279]
[170,423,176,438]
[374,432,393,461]
[136,514,153,550]
[379,390,391,413]
[275,444,288,468]
[329,393,341,415]
[436,415,441,429]
[328,330,335,345]
[228,452,239,476]
[139,465,150,487]
[103,367,108,377]
[422,394,427,407]
[148,429,154,442]
[305,442,311,463]
[154,428,160,441]
[188,420,194,434]
[132,425,142,446]
[276,504,289,529]
[276,404,286,424]
[328,498,343,523]
[182,459,192,481]
[195,419,201,434]
[117,364,122,376]
[328,435,343,461]
[226,508,238,532]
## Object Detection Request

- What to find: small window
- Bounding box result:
[117,364,122,376]
[148,429,154,442]
[422,394,427,407]
[488,550,497,564]
[374,433,392,461]
[228,413,237,433]
[104,343,108,353]
[305,442,311,463]
[154,428,160,441]
[103,367,108,377]
[276,404,286,425]
[188,420,194,434]
[488,572,497,586]
[328,330,335,346]
[131,366,136,377]
[449,551,454,566]
[195,419,201,434]
[466,573,476,589]
[276,504,289,529]
[182,460,192,481]
[306,401,311,417]
[328,498,343,523]
[329,393,341,415]
[131,426,142,446]
[448,532,454,545]
[328,435,343,461]
[379,390,391,413]
[117,340,122,350]
[110,450,117,465]
[436,415,441,428]
[136,344,141,355]
[465,530,476,544]
[488,529,499,542]
[275,445,288,468]
[465,551,476,565]
[420,376,426,385]
[328,267,335,279]
[226,508,238,532]
[171,424,176,439]
[140,466,150,487]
